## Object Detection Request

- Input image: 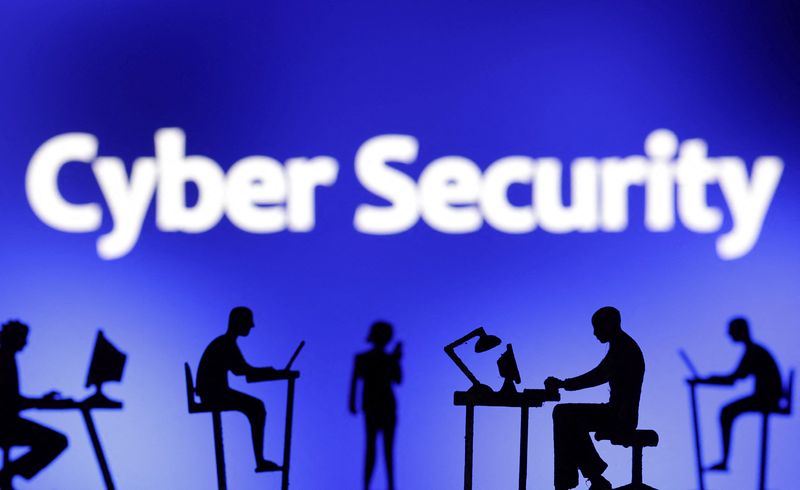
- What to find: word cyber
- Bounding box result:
[26,128,782,260]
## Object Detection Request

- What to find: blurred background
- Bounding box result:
[0,0,798,488]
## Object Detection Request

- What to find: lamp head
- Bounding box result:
[475,333,501,353]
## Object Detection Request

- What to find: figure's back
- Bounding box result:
[196,335,233,400]
[608,331,645,429]
[746,343,782,402]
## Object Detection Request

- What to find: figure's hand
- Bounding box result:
[259,367,278,376]
[545,377,564,391]
[392,342,403,359]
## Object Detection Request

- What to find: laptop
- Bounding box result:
[284,341,305,370]
[679,349,701,379]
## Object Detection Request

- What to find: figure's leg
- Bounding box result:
[710,396,762,470]
[383,418,396,490]
[553,404,610,490]
[222,390,268,467]
[0,418,68,481]
[364,419,377,490]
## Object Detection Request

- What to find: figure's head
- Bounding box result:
[367,321,393,347]
[728,317,751,343]
[1,320,29,352]
[227,307,255,337]
[591,306,622,343]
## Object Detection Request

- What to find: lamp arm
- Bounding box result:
[444,327,486,387]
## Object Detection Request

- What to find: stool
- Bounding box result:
[595,429,659,490]
[185,362,228,490]
[758,369,793,490]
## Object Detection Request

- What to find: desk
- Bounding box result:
[31,394,122,490]
[685,380,707,490]
[454,388,560,490]
[246,370,299,490]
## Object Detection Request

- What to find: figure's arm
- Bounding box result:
[565,353,611,391]
[17,394,36,409]
[229,345,275,377]
[349,357,360,415]
[695,355,748,386]
[390,342,403,384]
[547,354,610,392]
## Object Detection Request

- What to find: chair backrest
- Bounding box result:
[781,369,794,415]
[184,362,197,413]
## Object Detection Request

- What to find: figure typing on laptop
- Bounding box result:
[196,306,289,473]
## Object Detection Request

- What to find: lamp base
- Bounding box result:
[467,383,495,396]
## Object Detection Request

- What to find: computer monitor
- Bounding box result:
[497,344,521,394]
[85,330,126,405]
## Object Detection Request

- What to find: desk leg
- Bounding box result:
[465,405,474,490]
[519,407,529,490]
[688,383,705,490]
[81,408,115,490]
[282,378,296,490]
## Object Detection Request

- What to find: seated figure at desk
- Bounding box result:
[691,317,782,472]
[545,306,645,490]
[196,306,282,473]
[0,320,68,490]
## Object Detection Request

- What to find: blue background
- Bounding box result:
[1,1,799,488]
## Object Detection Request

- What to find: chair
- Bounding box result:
[1,444,10,479]
[758,369,793,490]
[185,363,227,490]
[0,443,18,490]
[595,429,659,490]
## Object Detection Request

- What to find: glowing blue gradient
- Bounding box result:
[0,1,799,488]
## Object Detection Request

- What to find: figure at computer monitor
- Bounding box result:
[0,320,69,490]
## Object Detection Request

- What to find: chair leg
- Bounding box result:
[212,412,227,490]
[759,414,769,490]
[632,446,643,484]
[616,446,658,490]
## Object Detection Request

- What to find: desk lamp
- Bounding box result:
[85,330,127,407]
[445,327,502,394]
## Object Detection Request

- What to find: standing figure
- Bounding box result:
[692,317,782,472]
[349,321,402,490]
[0,320,68,490]
[544,306,645,490]
[196,306,281,473]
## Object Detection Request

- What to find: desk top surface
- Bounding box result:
[29,394,123,411]
[246,370,300,383]
[454,388,560,408]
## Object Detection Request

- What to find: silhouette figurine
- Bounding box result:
[196,307,281,473]
[544,307,645,490]
[0,320,68,490]
[691,317,782,472]
[349,321,402,490]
